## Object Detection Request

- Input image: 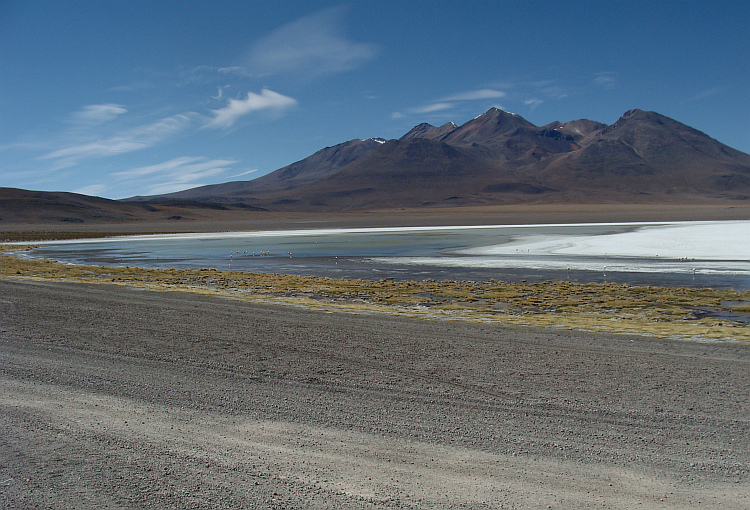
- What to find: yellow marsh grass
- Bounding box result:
[2,244,748,342]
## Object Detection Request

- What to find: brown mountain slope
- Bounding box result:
[545,119,607,139]
[535,109,750,195]
[185,107,748,210]
[254,138,517,210]
[133,138,386,202]
[400,121,458,141]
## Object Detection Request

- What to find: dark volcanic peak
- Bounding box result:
[399,121,457,141]
[433,121,458,138]
[604,108,670,133]
[600,109,750,164]
[535,108,750,195]
[400,122,437,140]
[555,119,607,139]
[435,108,540,154]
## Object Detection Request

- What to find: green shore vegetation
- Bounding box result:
[2,241,748,342]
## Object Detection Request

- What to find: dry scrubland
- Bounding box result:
[1,243,748,343]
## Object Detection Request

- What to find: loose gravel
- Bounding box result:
[1,279,748,509]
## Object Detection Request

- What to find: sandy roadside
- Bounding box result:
[1,279,748,509]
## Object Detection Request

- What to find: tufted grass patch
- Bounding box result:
[2,243,748,342]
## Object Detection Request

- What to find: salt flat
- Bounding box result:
[463,220,750,259]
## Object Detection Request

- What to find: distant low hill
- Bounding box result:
[0,187,262,226]
[138,108,750,210]
[0,188,152,224]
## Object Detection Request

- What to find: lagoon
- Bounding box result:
[23,220,750,290]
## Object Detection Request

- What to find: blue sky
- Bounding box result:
[1,1,748,199]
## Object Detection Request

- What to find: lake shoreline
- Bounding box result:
[2,244,749,343]
[18,219,750,291]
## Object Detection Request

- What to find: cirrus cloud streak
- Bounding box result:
[394,88,507,119]
[112,156,239,197]
[245,7,378,79]
[442,89,506,101]
[71,104,128,126]
[205,89,297,129]
[42,113,196,168]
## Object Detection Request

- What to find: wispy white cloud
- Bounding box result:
[71,104,128,125]
[45,139,143,161]
[689,87,722,102]
[109,81,158,93]
[111,156,238,197]
[212,85,230,100]
[245,7,378,79]
[140,182,200,196]
[442,89,506,101]
[41,114,195,169]
[229,168,258,179]
[114,156,236,181]
[205,89,297,129]
[593,72,618,90]
[72,155,241,199]
[540,85,568,100]
[217,66,246,75]
[396,88,508,118]
[407,103,455,115]
[524,98,543,110]
[73,183,109,197]
[491,79,569,104]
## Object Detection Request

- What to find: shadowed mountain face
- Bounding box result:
[285,138,512,209]
[146,107,747,210]
[131,138,387,203]
[8,108,749,220]
[400,121,458,141]
[536,109,750,194]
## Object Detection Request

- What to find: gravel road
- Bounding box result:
[1,279,748,509]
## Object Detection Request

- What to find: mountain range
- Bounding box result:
[137,108,750,210]
[3,107,750,224]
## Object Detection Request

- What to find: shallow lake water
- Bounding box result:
[22,220,750,290]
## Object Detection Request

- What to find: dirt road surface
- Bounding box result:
[1,279,748,509]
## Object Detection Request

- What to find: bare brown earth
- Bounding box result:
[1,279,749,509]
[3,201,750,236]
